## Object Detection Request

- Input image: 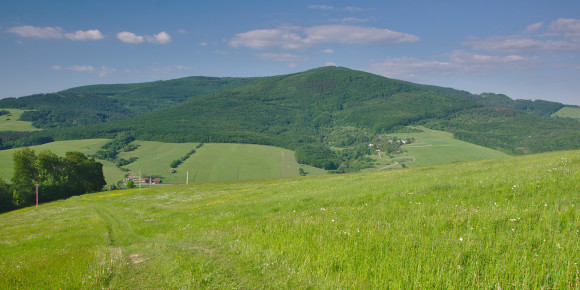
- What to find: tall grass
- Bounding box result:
[1,150,578,288]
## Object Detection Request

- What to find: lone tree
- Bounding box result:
[11,147,38,206]
[0,178,13,213]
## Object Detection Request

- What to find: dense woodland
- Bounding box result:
[0,148,106,213]
[1,66,579,169]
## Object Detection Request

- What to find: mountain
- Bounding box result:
[1,67,579,165]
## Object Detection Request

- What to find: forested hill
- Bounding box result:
[0,76,260,129]
[52,67,478,147]
[1,66,579,156]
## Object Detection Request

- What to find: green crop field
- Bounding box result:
[0,109,41,132]
[1,149,578,288]
[401,127,510,167]
[0,140,326,186]
[120,142,326,184]
[552,106,580,121]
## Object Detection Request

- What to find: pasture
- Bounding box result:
[0,109,41,132]
[0,140,325,185]
[0,149,578,288]
[552,106,580,121]
[401,127,510,167]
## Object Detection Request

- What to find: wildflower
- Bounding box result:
[459,237,463,242]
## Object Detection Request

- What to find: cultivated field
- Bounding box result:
[0,109,41,132]
[0,140,325,185]
[1,149,578,288]
[121,142,326,184]
[552,106,580,121]
[402,127,510,167]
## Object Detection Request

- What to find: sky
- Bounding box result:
[1,0,580,105]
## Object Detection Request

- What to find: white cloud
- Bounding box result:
[229,28,308,50]
[64,29,104,40]
[116,31,144,44]
[464,19,580,53]
[53,65,116,77]
[229,25,418,50]
[325,62,338,67]
[331,17,369,23]
[257,52,308,63]
[308,4,334,10]
[549,18,580,41]
[117,31,171,44]
[322,49,334,54]
[463,36,580,53]
[522,22,544,34]
[368,51,540,79]
[305,25,419,45]
[6,25,64,39]
[7,26,103,41]
[69,65,96,72]
[146,31,171,44]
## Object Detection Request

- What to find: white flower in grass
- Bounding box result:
[459,237,463,242]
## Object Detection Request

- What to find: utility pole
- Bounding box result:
[139,168,141,189]
[35,182,38,210]
[186,170,189,185]
[149,176,152,188]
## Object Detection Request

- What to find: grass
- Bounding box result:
[552,106,580,121]
[401,127,510,167]
[119,142,326,184]
[0,140,326,186]
[0,109,41,132]
[1,149,578,288]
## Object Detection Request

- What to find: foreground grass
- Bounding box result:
[0,149,579,288]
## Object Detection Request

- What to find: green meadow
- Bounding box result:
[402,127,510,167]
[1,149,578,288]
[0,109,41,132]
[0,140,326,185]
[120,142,327,184]
[552,106,580,121]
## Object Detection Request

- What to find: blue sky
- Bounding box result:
[1,0,580,105]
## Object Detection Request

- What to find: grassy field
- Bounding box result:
[119,142,326,184]
[0,109,41,132]
[552,106,580,121]
[0,140,326,185]
[402,127,510,167]
[1,149,578,288]
[367,127,510,170]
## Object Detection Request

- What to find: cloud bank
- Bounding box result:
[228,25,419,50]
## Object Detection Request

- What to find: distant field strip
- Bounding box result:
[552,106,580,120]
[0,109,41,132]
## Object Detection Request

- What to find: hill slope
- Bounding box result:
[1,149,578,288]
[1,66,579,161]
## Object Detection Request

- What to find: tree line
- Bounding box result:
[0,148,106,213]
